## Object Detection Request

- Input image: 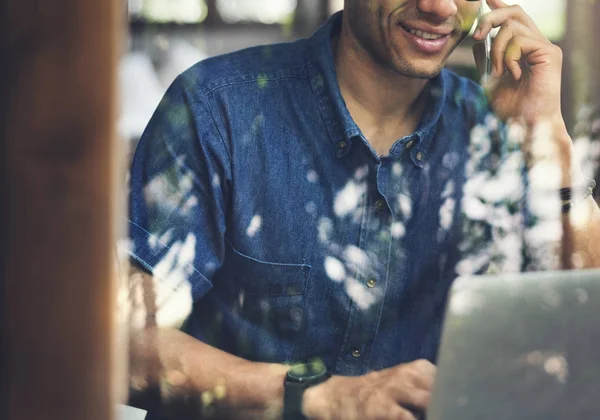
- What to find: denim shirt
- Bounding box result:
[128,12,535,388]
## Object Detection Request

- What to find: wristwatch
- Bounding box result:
[283,361,331,420]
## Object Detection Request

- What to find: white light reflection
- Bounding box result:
[324,256,346,283]
[449,288,485,317]
[318,217,333,242]
[149,228,174,251]
[523,351,569,385]
[246,215,262,238]
[391,222,406,239]
[152,233,196,329]
[306,170,319,183]
[345,278,377,311]
[334,181,366,218]
[439,198,456,232]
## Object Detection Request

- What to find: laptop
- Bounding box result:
[428,269,600,420]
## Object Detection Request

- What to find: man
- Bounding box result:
[127,0,600,419]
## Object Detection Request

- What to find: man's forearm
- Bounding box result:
[532,121,600,269]
[126,264,289,419]
[129,326,289,419]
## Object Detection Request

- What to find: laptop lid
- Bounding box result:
[428,269,600,420]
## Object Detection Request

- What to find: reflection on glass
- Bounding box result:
[216,0,297,24]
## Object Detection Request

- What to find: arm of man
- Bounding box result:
[473,0,600,268]
[127,262,288,419]
[555,127,600,268]
[126,264,435,420]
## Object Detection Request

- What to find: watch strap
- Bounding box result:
[283,379,309,420]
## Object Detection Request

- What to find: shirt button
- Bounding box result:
[406,139,415,149]
[351,349,361,358]
[416,152,425,162]
[338,141,348,150]
[366,278,377,288]
[375,200,386,212]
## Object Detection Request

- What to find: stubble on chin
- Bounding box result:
[344,1,470,80]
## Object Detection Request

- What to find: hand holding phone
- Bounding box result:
[470,0,564,123]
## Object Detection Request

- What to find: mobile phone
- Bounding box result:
[478,5,492,83]
[468,0,492,83]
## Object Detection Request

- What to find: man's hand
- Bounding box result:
[473,0,563,124]
[301,360,436,420]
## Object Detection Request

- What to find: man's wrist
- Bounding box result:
[301,381,329,419]
[242,362,290,416]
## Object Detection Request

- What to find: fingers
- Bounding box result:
[387,405,418,420]
[473,5,560,81]
[490,19,535,78]
[360,394,418,420]
[502,35,560,81]
[388,360,437,410]
[410,359,437,389]
[318,360,438,420]
[394,386,431,411]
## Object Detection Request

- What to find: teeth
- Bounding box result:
[408,28,444,40]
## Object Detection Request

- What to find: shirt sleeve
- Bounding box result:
[127,73,231,308]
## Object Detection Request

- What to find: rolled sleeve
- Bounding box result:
[127,73,231,304]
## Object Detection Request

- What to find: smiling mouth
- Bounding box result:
[399,24,452,40]
[397,23,454,54]
[405,28,446,40]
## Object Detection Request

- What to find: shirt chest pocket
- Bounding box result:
[212,240,311,363]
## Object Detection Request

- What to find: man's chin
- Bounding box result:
[396,63,445,80]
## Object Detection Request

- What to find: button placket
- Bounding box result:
[334,165,392,376]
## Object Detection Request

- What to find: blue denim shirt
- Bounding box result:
[129,12,531,388]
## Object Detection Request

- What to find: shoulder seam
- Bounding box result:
[180,72,233,172]
[203,69,309,95]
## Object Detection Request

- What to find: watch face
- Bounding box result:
[287,361,328,383]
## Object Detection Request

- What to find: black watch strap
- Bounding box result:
[283,380,310,420]
[283,362,331,420]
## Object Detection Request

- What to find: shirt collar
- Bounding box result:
[305,11,447,164]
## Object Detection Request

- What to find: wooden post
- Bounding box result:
[1,1,123,420]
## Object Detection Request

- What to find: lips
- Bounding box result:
[398,23,452,54]
[405,28,446,40]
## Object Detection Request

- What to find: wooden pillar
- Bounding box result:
[1,1,122,420]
